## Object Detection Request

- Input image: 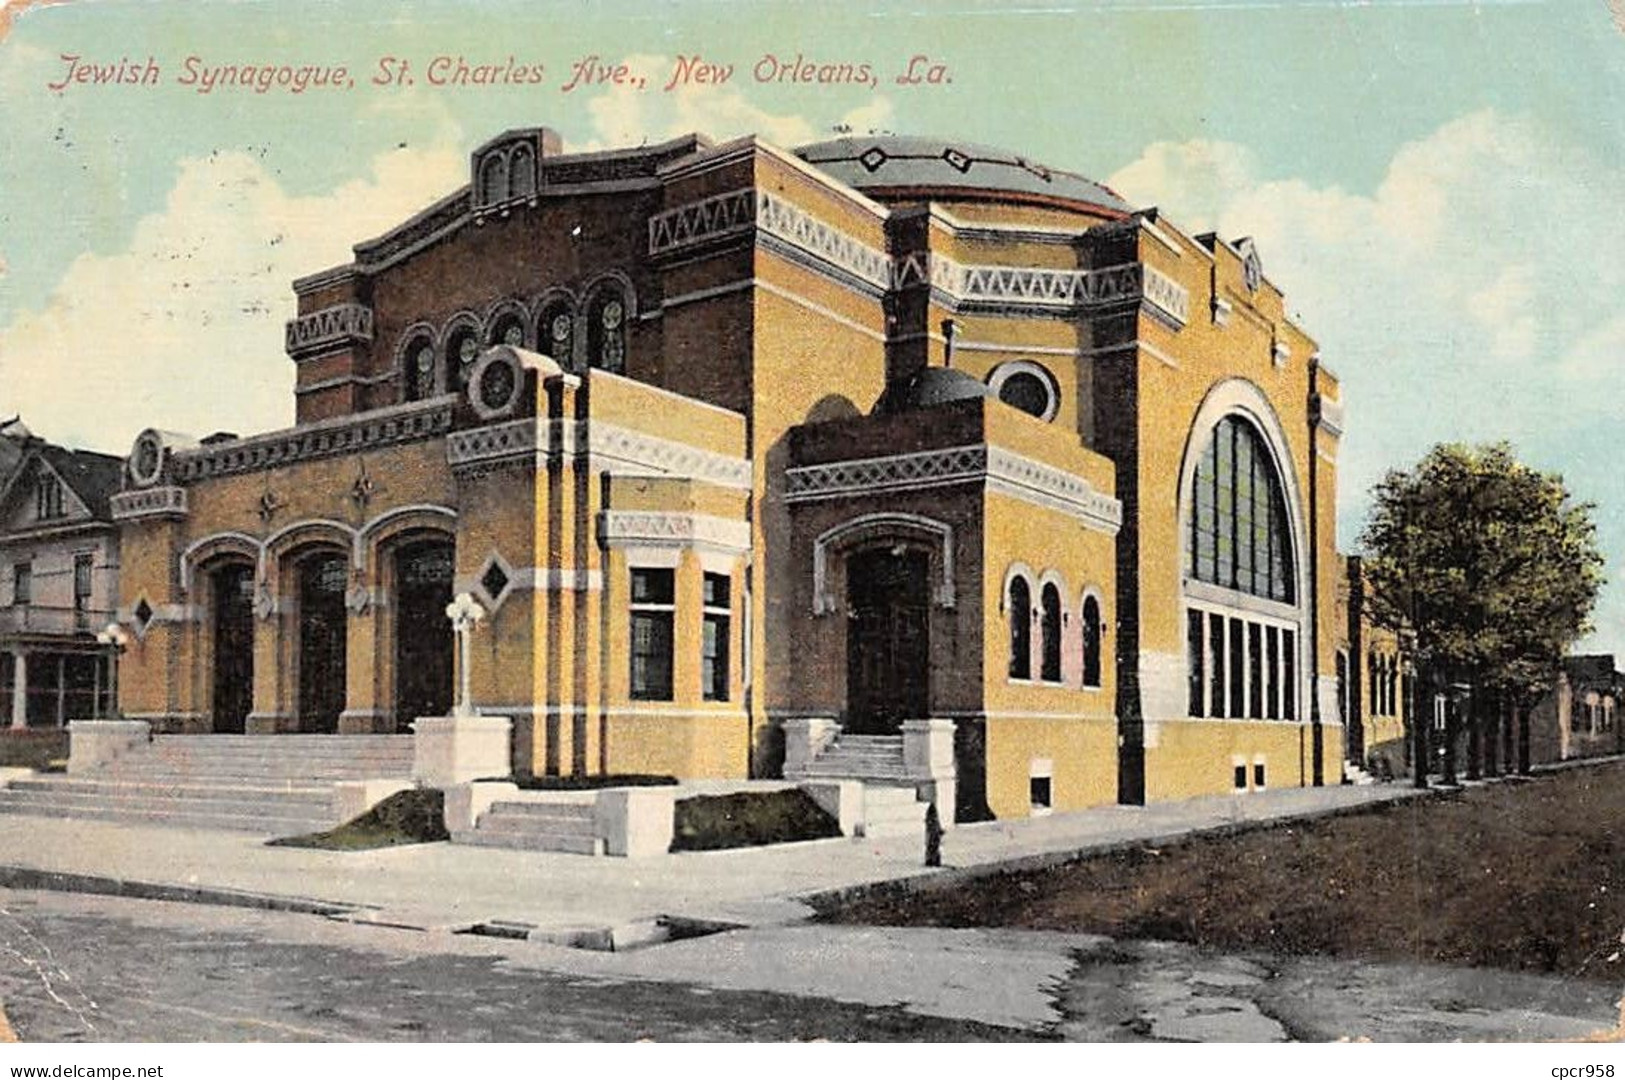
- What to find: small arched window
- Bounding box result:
[403,335,437,402]
[1082,595,1102,688]
[1040,583,1062,683]
[588,289,626,373]
[444,326,480,394]
[509,144,536,200]
[488,312,526,348]
[480,154,508,206]
[1008,576,1032,681]
[540,303,574,369]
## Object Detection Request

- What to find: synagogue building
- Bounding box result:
[106,126,1347,821]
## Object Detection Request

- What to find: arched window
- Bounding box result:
[1188,415,1294,603]
[588,289,626,373]
[479,154,508,206]
[488,311,526,349]
[509,144,536,200]
[1081,595,1102,688]
[539,302,574,369]
[444,325,480,394]
[402,334,436,402]
[1040,583,1062,683]
[1007,576,1032,680]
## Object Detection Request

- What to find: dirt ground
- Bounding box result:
[824,764,1625,984]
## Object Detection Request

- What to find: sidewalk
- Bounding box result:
[0,781,1427,937]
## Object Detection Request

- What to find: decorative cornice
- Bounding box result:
[284,303,374,360]
[1311,392,1345,439]
[597,511,752,553]
[172,398,455,483]
[110,486,188,522]
[786,444,1121,534]
[447,417,752,490]
[650,188,1189,324]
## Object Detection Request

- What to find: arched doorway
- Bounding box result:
[210,561,255,734]
[845,547,930,734]
[296,551,348,733]
[393,538,455,727]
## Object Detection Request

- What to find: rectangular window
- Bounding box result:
[12,563,30,606]
[1253,762,1267,789]
[1265,626,1280,720]
[1209,612,1226,718]
[73,554,93,611]
[35,476,63,521]
[1234,764,1247,790]
[1248,622,1263,719]
[1029,775,1052,810]
[1228,618,1245,718]
[629,568,674,701]
[1282,630,1297,721]
[1187,609,1205,717]
[702,572,730,702]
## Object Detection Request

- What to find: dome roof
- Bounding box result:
[795,135,1132,216]
[876,366,990,415]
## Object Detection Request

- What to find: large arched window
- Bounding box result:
[1007,576,1032,680]
[444,324,480,394]
[539,302,574,370]
[588,289,626,373]
[1081,595,1102,688]
[1039,583,1062,683]
[402,333,437,402]
[1188,415,1294,603]
[1183,407,1301,723]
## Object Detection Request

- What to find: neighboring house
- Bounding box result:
[0,427,124,727]
[109,125,1345,821]
[1528,654,1621,765]
[1334,554,1411,780]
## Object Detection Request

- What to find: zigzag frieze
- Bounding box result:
[650,188,1190,324]
[785,443,1122,534]
[447,416,751,489]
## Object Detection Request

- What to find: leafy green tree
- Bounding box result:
[1358,443,1604,784]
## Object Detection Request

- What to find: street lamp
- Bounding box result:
[94,621,130,719]
[444,592,486,719]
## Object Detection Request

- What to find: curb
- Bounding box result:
[0,865,374,918]
[799,786,1445,914]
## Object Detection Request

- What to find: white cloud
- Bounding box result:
[0,132,465,453]
[1109,108,1625,653]
[575,53,892,151]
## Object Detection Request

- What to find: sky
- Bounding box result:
[1,0,1623,653]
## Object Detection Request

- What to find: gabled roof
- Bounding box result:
[0,441,125,525]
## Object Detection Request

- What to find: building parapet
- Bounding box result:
[110,486,188,521]
[284,303,374,360]
[169,398,456,483]
[649,187,1190,324]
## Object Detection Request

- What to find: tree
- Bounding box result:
[1358,443,1604,784]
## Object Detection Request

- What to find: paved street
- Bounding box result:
[1,886,1615,1042]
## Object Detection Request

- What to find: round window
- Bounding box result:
[500,321,524,347]
[998,371,1053,419]
[479,358,517,411]
[550,313,572,345]
[600,299,623,329]
[458,335,480,366]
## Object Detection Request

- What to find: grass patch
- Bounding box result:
[672,789,841,852]
[0,730,69,770]
[268,788,449,850]
[501,773,678,791]
[820,762,1625,983]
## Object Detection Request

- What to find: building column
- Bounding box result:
[54,654,66,727]
[10,650,27,729]
[339,599,386,734]
[245,601,290,734]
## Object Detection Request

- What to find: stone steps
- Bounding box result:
[454,800,606,856]
[0,733,414,836]
[858,785,928,838]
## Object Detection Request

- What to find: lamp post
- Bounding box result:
[94,621,129,719]
[444,592,485,719]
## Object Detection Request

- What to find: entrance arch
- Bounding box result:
[208,560,255,733]
[295,550,349,733]
[392,537,455,727]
